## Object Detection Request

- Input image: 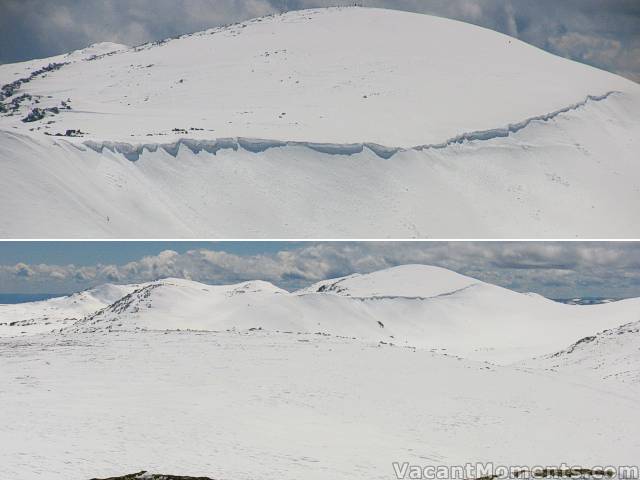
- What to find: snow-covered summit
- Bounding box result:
[80,281,139,303]
[64,42,128,61]
[1,7,639,238]
[0,282,138,337]
[0,7,636,146]
[299,264,480,298]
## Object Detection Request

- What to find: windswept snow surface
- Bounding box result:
[2,265,640,479]
[1,7,639,237]
[2,331,640,480]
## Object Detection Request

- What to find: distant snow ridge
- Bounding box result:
[0,282,138,337]
[4,264,640,365]
[69,278,289,334]
[299,264,480,298]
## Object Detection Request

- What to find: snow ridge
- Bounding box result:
[81,137,395,161]
[416,91,619,150]
[550,320,640,358]
[79,91,618,161]
[311,284,480,302]
[64,283,162,334]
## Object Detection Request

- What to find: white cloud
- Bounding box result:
[1,242,640,299]
[13,263,34,277]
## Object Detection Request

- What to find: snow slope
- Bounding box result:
[1,8,634,146]
[1,331,638,480]
[1,7,639,237]
[0,283,138,337]
[0,42,126,89]
[525,318,640,386]
[0,265,628,364]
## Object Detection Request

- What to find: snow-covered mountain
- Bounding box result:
[0,282,138,336]
[1,7,639,238]
[3,265,639,364]
[2,264,640,478]
[2,8,631,146]
[299,264,479,298]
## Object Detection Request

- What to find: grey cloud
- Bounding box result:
[2,242,640,299]
[276,0,640,80]
[0,0,278,63]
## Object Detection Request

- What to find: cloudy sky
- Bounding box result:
[1,242,640,299]
[1,0,639,82]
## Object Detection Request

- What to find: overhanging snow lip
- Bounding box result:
[76,91,620,161]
